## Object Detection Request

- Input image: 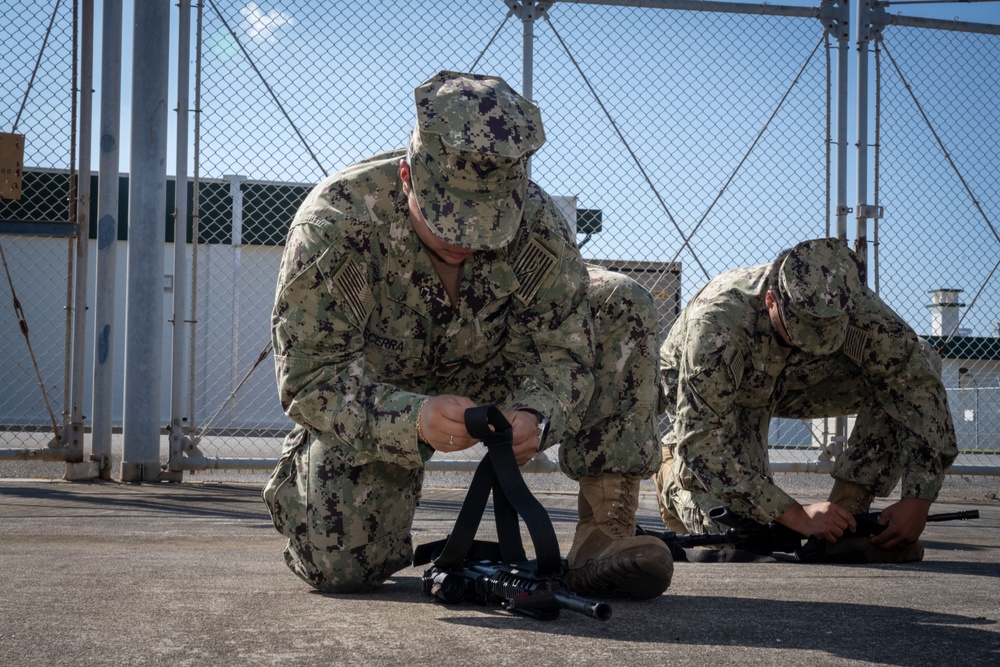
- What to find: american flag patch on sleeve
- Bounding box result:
[512,237,557,304]
[330,255,375,324]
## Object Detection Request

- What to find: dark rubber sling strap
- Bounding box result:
[428,405,562,577]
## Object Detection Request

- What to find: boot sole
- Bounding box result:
[567,551,674,600]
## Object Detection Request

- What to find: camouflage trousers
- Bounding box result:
[655,341,946,534]
[264,267,663,592]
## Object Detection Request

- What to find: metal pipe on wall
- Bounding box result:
[121,0,171,482]
[89,0,122,480]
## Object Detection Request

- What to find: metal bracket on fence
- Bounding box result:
[509,1,552,21]
[819,0,850,41]
[856,204,883,220]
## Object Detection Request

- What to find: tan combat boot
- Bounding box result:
[652,445,689,534]
[823,479,924,563]
[828,479,875,513]
[566,473,674,599]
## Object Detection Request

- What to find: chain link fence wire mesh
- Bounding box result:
[1,0,77,455]
[185,0,838,468]
[1,1,998,477]
[873,20,1000,458]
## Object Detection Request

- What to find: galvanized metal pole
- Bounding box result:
[167,0,192,477]
[188,0,204,446]
[521,4,534,102]
[855,0,873,262]
[814,0,852,461]
[226,174,244,423]
[67,0,95,471]
[88,0,122,480]
[519,2,538,179]
[121,0,171,482]
[832,0,850,240]
[830,0,878,459]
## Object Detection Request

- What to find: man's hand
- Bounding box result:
[870,498,931,550]
[419,395,478,453]
[503,410,543,466]
[777,501,857,542]
[418,399,539,465]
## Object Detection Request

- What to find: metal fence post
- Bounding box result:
[226,174,245,422]
[515,1,548,178]
[855,0,876,260]
[65,0,95,474]
[814,0,852,461]
[826,0,879,460]
[121,0,171,483]
[825,0,850,240]
[88,0,122,480]
[166,0,193,478]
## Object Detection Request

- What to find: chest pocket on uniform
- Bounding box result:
[730,344,779,409]
[363,331,425,385]
[441,315,508,368]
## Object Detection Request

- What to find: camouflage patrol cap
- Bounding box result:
[408,70,545,250]
[776,237,865,356]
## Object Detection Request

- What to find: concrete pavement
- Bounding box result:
[0,478,997,667]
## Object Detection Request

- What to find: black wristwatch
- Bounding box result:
[518,408,550,451]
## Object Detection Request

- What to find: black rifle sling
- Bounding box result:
[430,405,562,577]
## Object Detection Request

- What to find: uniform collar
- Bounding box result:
[384,197,519,320]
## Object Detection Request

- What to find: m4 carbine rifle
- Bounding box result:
[414,406,611,621]
[637,506,980,562]
[422,559,611,621]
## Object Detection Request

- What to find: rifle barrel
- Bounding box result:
[551,592,613,621]
[927,510,980,522]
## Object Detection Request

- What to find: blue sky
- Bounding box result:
[90,0,999,172]
[43,1,1000,335]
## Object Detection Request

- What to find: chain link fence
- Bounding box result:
[1,0,997,477]
[873,16,1000,457]
[0,0,77,456]
[184,0,837,470]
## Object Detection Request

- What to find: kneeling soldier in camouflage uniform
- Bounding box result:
[654,237,958,562]
[264,71,673,596]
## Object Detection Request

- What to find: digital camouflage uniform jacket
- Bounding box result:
[660,263,958,524]
[272,149,595,469]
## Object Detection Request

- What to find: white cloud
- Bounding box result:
[239,2,295,44]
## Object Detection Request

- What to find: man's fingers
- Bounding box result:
[422,396,480,452]
[437,395,478,421]
[870,531,892,547]
[871,530,903,550]
[829,504,858,532]
[870,524,917,550]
